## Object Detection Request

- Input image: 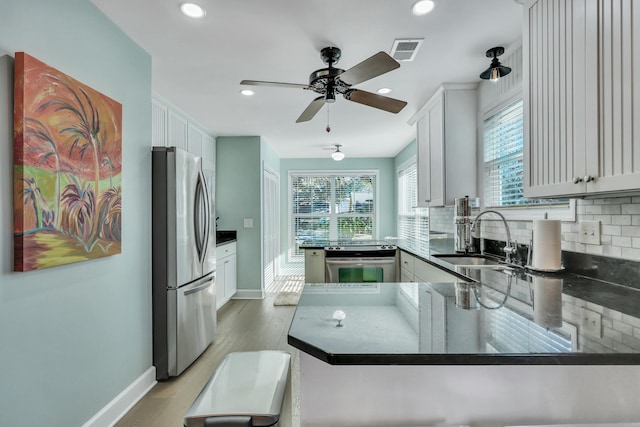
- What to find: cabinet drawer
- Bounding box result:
[399,251,415,274]
[218,241,236,257]
[414,258,458,283]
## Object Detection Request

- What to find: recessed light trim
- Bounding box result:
[411,0,436,16]
[377,87,392,94]
[180,2,206,18]
[240,89,255,96]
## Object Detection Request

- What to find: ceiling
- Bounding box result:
[91,0,524,159]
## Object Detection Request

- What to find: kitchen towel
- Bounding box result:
[531,219,562,271]
[532,276,563,329]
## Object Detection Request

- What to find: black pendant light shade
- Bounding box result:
[479,46,511,81]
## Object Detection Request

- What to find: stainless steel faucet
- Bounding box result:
[469,209,517,264]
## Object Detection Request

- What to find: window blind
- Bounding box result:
[483,99,526,207]
[484,99,568,208]
[397,161,429,254]
[290,172,376,261]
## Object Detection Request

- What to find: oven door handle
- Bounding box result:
[325,258,397,265]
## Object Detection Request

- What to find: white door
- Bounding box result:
[263,167,280,289]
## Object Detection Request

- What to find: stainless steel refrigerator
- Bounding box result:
[152,147,217,380]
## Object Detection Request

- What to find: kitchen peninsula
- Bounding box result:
[288,255,640,426]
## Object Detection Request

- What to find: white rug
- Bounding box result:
[273,291,301,306]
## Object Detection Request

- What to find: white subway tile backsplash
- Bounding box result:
[429,196,640,262]
[601,224,622,236]
[612,236,632,247]
[612,215,632,225]
[622,204,640,214]
[621,225,640,237]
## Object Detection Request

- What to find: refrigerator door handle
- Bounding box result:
[183,279,213,296]
[194,173,205,262]
[199,170,211,262]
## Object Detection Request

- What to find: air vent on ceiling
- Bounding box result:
[390,38,424,62]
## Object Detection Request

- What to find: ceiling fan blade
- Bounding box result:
[344,89,407,113]
[337,52,400,86]
[296,97,326,123]
[240,80,309,89]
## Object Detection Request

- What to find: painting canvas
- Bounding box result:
[13,52,122,271]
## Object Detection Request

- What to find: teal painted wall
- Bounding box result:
[0,0,152,425]
[216,136,263,293]
[394,138,417,169]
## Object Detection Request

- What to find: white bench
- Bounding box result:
[184,351,291,427]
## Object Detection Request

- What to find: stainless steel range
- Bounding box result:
[324,240,398,283]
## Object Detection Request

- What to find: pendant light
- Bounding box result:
[331,144,345,161]
[479,46,511,82]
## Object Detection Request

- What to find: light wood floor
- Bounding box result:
[116,278,301,427]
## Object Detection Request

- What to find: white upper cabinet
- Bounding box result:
[152,97,216,160]
[524,0,640,198]
[412,83,478,207]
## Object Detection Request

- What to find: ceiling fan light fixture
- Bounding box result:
[331,144,345,161]
[411,0,436,16]
[240,89,254,96]
[479,46,512,81]
[377,87,392,94]
[180,2,206,18]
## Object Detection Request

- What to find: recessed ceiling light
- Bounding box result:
[377,88,392,94]
[240,89,255,96]
[180,2,206,18]
[411,0,436,16]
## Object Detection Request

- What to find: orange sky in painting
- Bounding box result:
[14,53,122,181]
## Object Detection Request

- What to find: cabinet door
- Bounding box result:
[168,110,188,152]
[416,115,431,206]
[187,123,204,157]
[304,250,325,283]
[151,99,168,147]
[523,0,598,197]
[224,253,237,301]
[416,95,444,206]
[216,258,227,310]
[589,0,640,194]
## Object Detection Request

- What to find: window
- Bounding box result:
[397,159,429,254]
[484,99,526,207]
[289,172,377,261]
[484,99,567,209]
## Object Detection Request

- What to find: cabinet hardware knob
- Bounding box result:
[584,175,596,183]
[573,177,583,184]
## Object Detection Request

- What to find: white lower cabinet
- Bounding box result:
[400,250,458,283]
[304,249,325,283]
[216,242,237,310]
[400,250,415,282]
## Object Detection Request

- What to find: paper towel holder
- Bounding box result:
[525,237,565,273]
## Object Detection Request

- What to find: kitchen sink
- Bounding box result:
[433,254,503,267]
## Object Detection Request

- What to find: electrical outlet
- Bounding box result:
[579,220,601,245]
[243,218,253,228]
[581,308,602,338]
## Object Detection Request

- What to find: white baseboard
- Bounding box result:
[232,289,265,299]
[82,366,156,427]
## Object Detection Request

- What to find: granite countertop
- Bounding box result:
[216,230,237,245]
[288,246,640,365]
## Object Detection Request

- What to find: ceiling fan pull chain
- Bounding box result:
[326,104,331,133]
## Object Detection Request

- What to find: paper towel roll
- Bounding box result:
[531,219,562,271]
[533,276,563,329]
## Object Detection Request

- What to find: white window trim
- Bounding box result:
[288,170,380,262]
[480,95,576,223]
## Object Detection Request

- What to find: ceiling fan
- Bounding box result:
[240,46,408,123]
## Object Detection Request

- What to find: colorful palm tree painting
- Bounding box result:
[13,52,122,271]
